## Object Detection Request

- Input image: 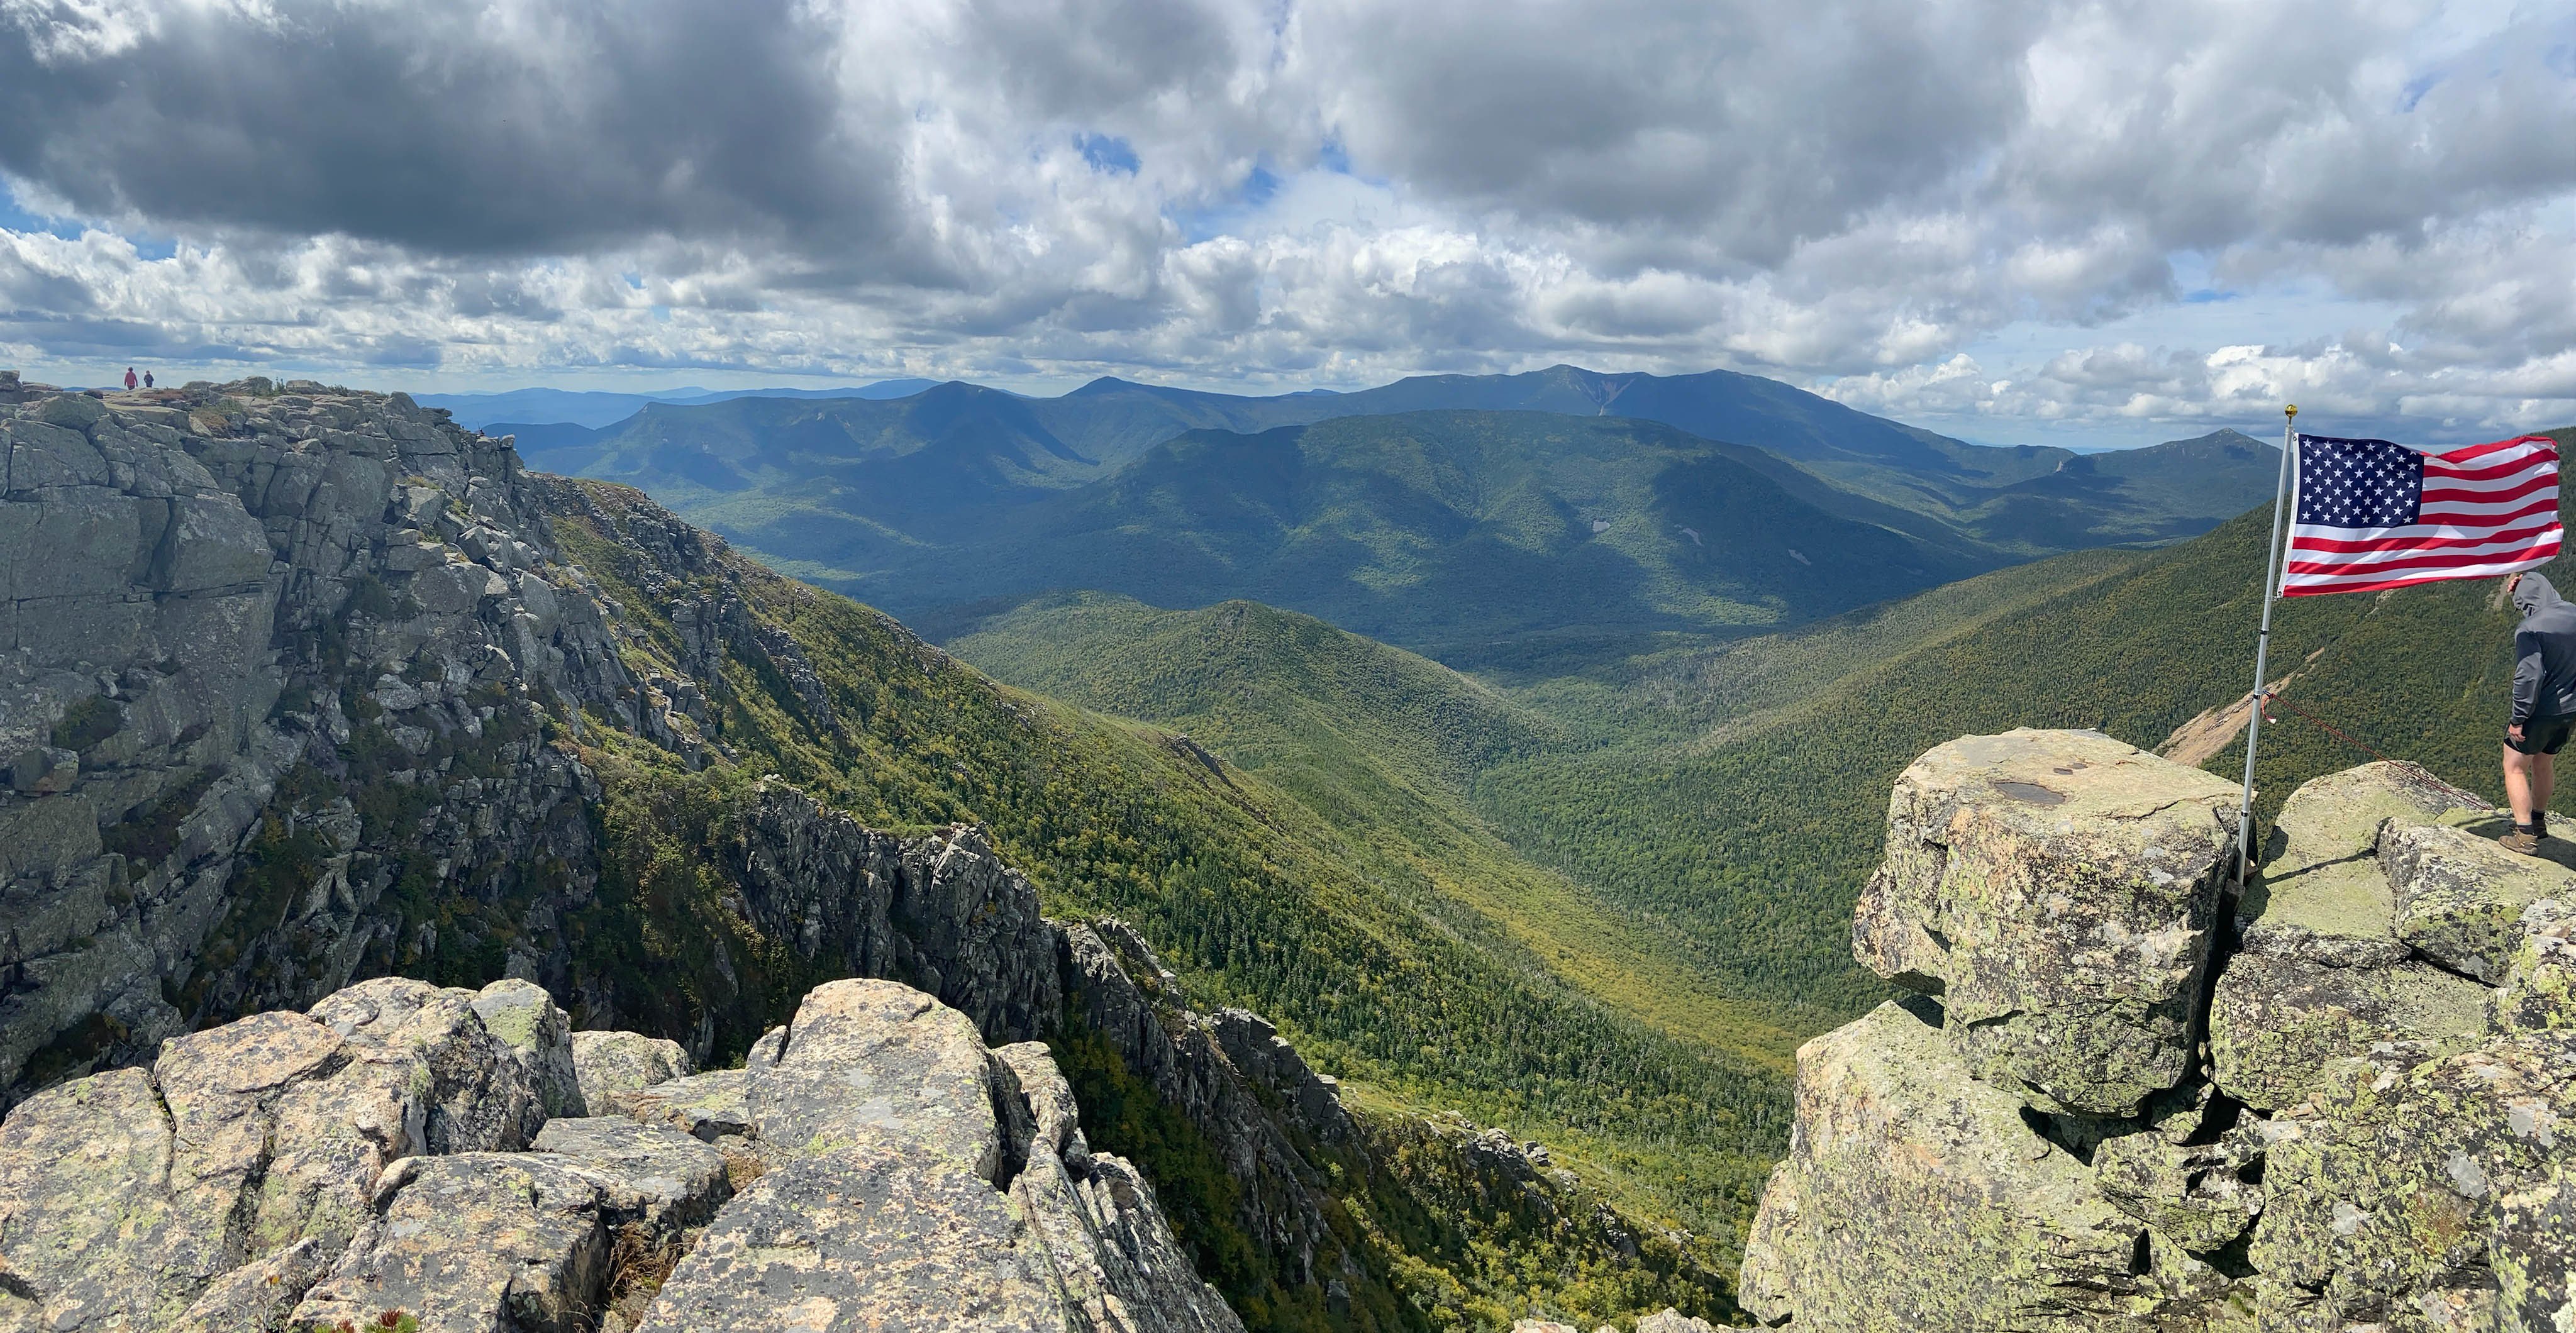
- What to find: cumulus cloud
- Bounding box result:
[0,0,2569,439]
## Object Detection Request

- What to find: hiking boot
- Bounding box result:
[2501,828,2543,855]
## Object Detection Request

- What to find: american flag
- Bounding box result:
[2280,433,2562,597]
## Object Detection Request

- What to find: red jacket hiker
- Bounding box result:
[123,368,137,390]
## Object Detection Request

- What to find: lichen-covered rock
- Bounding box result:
[2236,762,2490,967]
[2382,821,2576,983]
[2092,1121,2265,1254]
[2211,763,2496,1110]
[1850,728,2238,1115]
[616,980,1243,1333]
[603,1070,753,1146]
[528,1118,732,1232]
[1633,1313,1719,1333]
[472,978,587,1119]
[1737,998,2156,1330]
[289,1154,614,1333]
[2494,1157,2576,1332]
[2206,949,2486,1112]
[570,1031,692,1107]
[0,1068,182,1331]
[1,971,1255,1333]
[2251,1031,2576,1325]
[991,1043,1243,1333]
[0,976,547,1330]
[743,979,1005,1174]
[2492,898,2576,1034]
[632,1144,1065,1333]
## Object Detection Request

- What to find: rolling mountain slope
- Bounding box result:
[417,378,938,429]
[943,592,1835,1050]
[521,365,2277,589]
[892,411,2001,666]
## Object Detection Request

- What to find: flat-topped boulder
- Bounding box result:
[0,976,558,1332]
[2382,820,2576,983]
[571,1030,693,1107]
[1850,728,2238,1115]
[2234,760,2486,964]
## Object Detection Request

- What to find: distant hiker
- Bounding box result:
[2502,570,2576,851]
[142,371,153,389]
[122,367,136,390]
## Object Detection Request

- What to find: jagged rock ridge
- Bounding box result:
[1744,728,2576,1330]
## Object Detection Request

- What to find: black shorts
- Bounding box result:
[2511,715,2576,755]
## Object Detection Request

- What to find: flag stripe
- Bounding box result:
[2281,555,2562,597]
[2285,539,2562,577]
[2418,472,2558,507]
[2415,494,2562,524]
[2282,433,2562,597]
[2285,541,2561,583]
[2435,434,2556,465]
[2288,519,2563,556]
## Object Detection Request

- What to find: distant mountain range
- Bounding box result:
[417,379,940,429]
[499,363,2280,666]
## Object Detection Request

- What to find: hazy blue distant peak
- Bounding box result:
[419,379,941,430]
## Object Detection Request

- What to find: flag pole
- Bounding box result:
[2235,404,2299,887]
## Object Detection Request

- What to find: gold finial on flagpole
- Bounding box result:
[2285,404,2298,420]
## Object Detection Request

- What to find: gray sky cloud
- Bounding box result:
[0,0,2570,445]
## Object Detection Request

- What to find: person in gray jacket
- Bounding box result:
[2502,570,2576,851]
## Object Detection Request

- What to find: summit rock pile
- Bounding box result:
[0,971,1240,1332]
[1743,729,2576,1330]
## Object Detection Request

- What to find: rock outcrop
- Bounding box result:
[1,379,632,1102]
[1852,729,2239,1115]
[1746,731,2576,1330]
[0,973,1240,1332]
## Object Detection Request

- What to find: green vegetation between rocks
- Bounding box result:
[537,482,1779,1324]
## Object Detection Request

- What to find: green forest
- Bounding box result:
[542,483,1783,1326]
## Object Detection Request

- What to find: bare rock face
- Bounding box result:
[1850,728,2238,1116]
[2252,1031,2576,1325]
[2211,762,2494,1111]
[0,975,560,1330]
[625,976,1244,1333]
[569,1030,692,1108]
[0,382,626,1106]
[0,973,1243,1333]
[1738,998,2160,1331]
[1750,736,2576,1332]
[2382,821,2576,983]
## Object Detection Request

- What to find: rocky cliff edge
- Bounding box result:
[1743,727,2576,1330]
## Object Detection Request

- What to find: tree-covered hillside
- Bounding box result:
[882,411,2003,665]
[525,370,2277,651]
[540,485,1786,1320]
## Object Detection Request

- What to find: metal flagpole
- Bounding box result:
[2235,404,2300,887]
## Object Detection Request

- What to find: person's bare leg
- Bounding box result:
[2538,752,2555,828]
[2506,744,2538,825]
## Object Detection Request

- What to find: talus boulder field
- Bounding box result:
[1746,729,2576,1330]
